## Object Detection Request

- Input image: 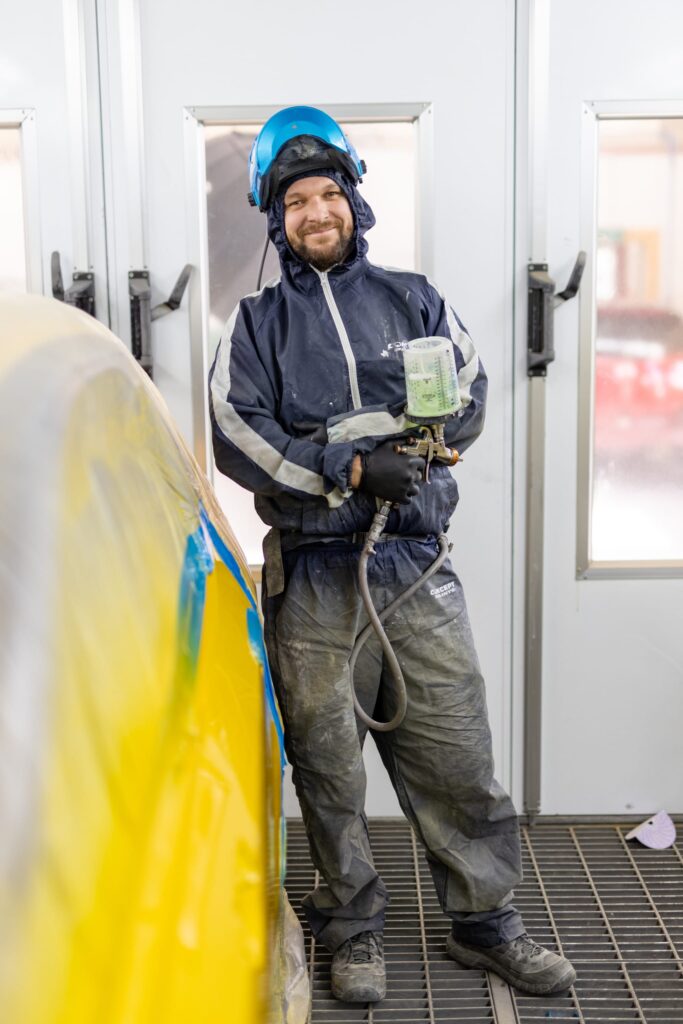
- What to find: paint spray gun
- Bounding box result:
[362,337,463,549]
[351,337,464,732]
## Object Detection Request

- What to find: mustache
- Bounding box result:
[301,220,342,237]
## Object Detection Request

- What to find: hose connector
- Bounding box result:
[363,500,393,555]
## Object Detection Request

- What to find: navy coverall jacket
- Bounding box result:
[209,172,488,539]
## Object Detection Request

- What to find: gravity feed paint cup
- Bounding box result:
[402,336,462,421]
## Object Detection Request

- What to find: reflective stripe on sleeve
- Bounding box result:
[210,279,350,508]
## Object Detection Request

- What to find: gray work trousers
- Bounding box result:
[263,536,524,953]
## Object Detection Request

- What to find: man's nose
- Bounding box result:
[305,196,330,222]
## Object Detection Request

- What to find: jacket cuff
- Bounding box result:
[322,440,358,493]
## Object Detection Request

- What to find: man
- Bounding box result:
[209,106,576,1003]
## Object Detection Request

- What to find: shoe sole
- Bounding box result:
[331,978,387,1003]
[331,976,387,1003]
[446,935,577,996]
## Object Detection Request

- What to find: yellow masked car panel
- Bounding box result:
[0,294,304,1024]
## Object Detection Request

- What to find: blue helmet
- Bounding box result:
[248,106,366,211]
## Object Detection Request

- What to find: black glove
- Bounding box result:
[359,440,424,505]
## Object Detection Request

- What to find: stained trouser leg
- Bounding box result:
[371,539,525,947]
[264,546,388,953]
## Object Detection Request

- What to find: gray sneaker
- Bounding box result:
[446,932,577,996]
[331,931,386,1003]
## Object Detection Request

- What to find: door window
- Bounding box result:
[0,126,27,292]
[587,117,683,564]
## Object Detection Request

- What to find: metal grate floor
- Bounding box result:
[285,819,683,1023]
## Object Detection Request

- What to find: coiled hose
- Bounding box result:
[350,516,451,732]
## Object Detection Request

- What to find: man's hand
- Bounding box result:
[355,440,424,505]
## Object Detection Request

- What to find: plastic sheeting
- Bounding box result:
[0,294,308,1024]
[280,893,310,1023]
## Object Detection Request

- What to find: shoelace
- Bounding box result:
[349,931,380,964]
[512,934,544,959]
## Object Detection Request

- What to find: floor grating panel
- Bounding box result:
[285,819,683,1023]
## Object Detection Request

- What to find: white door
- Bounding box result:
[0,2,108,319]
[100,0,517,814]
[525,0,683,814]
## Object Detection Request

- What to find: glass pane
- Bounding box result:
[0,127,27,293]
[205,119,416,564]
[591,118,683,562]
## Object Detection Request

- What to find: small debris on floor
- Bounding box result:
[625,809,676,849]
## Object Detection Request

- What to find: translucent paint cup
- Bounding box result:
[402,336,461,420]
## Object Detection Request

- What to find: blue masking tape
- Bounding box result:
[199,506,285,766]
[247,606,286,767]
[177,523,212,670]
[200,508,256,611]
[181,515,287,883]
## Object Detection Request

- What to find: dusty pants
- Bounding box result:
[263,536,524,953]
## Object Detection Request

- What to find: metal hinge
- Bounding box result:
[51,251,95,318]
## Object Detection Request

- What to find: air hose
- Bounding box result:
[350,500,451,732]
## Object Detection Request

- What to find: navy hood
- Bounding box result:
[265,169,376,281]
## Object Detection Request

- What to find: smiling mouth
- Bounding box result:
[304,225,338,238]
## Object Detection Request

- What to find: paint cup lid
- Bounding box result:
[625,810,676,849]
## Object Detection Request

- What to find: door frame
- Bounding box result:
[512,0,552,815]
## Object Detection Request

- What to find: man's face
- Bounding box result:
[283,175,354,272]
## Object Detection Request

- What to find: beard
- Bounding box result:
[289,220,355,272]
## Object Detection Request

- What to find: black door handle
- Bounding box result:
[527,251,586,377]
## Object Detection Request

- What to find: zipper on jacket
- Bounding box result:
[318,270,362,409]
